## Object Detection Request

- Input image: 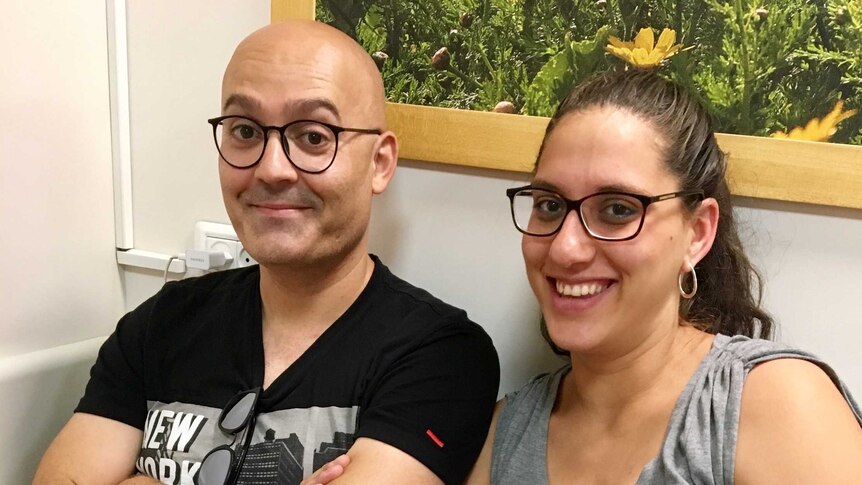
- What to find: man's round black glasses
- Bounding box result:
[208,115,382,174]
[198,387,261,485]
[507,186,704,241]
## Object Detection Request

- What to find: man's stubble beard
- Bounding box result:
[241,209,370,273]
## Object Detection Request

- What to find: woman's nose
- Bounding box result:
[547,211,597,265]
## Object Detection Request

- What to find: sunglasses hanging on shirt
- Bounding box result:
[198,387,261,485]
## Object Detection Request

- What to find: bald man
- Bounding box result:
[34,21,499,485]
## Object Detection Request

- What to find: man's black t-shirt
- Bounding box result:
[77,256,500,485]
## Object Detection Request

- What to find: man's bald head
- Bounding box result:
[215,21,399,272]
[222,20,387,127]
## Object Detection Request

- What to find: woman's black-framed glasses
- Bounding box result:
[207,115,382,173]
[198,387,261,485]
[506,186,704,241]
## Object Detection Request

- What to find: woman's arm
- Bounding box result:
[735,359,862,484]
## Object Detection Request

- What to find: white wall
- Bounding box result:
[0,0,125,481]
[736,198,862,392]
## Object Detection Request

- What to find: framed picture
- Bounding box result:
[272,0,862,210]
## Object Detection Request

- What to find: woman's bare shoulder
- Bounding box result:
[735,358,862,484]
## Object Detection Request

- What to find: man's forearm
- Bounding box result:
[34,474,158,485]
[32,413,144,485]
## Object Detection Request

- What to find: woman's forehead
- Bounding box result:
[549,107,663,151]
[536,108,676,195]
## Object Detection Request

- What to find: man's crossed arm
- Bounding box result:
[35,414,443,485]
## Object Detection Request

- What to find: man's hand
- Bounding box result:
[299,454,350,485]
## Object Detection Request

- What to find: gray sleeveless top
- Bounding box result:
[490,334,862,484]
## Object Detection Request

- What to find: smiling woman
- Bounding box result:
[464,69,862,485]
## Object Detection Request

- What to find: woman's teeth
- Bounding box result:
[555,281,608,298]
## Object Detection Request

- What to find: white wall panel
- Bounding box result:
[0,0,123,358]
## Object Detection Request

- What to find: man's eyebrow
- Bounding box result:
[222,95,342,122]
[222,94,261,112]
[289,98,342,121]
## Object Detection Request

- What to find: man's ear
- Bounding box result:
[371,131,398,194]
[686,197,719,267]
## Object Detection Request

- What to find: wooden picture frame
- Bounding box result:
[272,0,862,210]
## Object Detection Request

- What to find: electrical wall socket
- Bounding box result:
[193,221,257,270]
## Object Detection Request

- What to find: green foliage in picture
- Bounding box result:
[318,0,861,144]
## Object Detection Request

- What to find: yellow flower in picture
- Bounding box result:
[772,100,857,142]
[606,28,684,69]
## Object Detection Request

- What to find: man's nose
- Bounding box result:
[547,211,597,265]
[254,131,299,184]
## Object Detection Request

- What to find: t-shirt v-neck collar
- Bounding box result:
[249,257,383,402]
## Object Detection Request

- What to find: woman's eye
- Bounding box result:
[600,201,639,221]
[535,198,564,215]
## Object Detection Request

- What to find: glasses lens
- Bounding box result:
[214,117,265,168]
[220,391,257,432]
[199,447,233,485]
[581,193,645,240]
[511,189,566,236]
[283,121,338,173]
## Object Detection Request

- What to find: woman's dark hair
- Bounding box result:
[536,69,773,356]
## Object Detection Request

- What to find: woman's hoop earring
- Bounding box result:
[679,262,698,299]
